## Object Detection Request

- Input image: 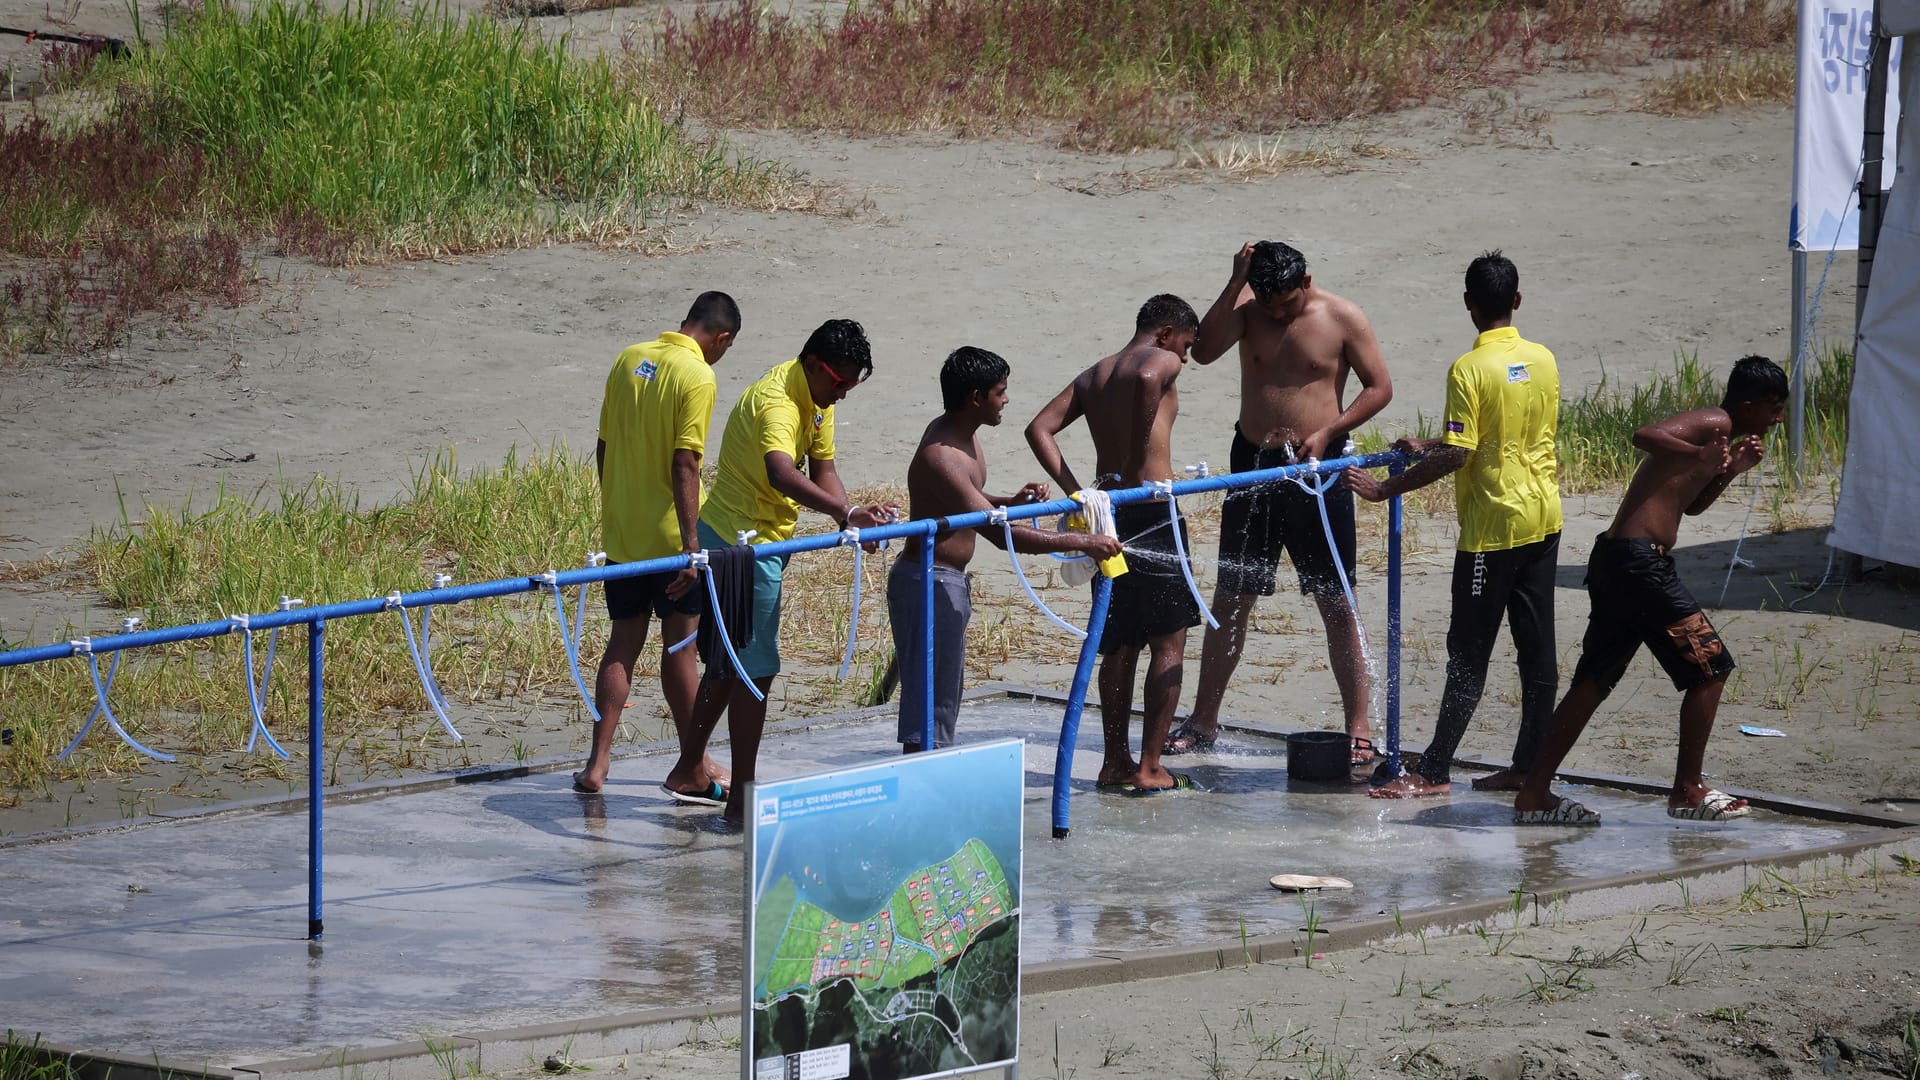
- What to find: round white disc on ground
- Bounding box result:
[1269,874,1353,892]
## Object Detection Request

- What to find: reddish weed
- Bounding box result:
[0,114,254,355]
[635,0,1791,147]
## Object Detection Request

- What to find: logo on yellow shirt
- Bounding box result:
[813,410,825,429]
[636,359,659,382]
[1506,364,1530,383]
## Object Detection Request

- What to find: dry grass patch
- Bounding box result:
[1638,51,1794,116]
[1173,137,1416,179]
[626,0,1798,150]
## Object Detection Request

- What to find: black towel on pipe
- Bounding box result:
[696,544,757,680]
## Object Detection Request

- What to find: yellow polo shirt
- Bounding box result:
[701,359,836,544]
[597,332,716,563]
[1441,326,1562,553]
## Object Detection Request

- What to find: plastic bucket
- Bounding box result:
[1286,730,1349,782]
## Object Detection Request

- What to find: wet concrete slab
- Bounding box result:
[0,692,1898,1070]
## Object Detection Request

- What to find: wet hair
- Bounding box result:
[683,291,741,335]
[1464,250,1518,320]
[1135,293,1199,335]
[1246,241,1308,300]
[801,318,873,379]
[1722,355,1788,408]
[940,346,1010,412]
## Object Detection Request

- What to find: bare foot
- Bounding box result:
[1512,789,1563,815]
[571,768,604,794]
[1129,763,1177,791]
[1369,774,1450,799]
[1097,759,1140,789]
[1163,723,1217,755]
[1470,768,1527,792]
[1348,731,1376,765]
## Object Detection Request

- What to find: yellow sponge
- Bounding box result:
[1067,495,1129,579]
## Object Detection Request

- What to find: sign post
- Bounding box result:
[745,739,1025,1080]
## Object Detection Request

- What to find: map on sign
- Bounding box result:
[746,740,1022,1080]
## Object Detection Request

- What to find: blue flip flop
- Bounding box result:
[661,780,728,808]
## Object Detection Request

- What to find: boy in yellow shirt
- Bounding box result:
[576,292,740,800]
[682,319,894,823]
[1347,252,1562,798]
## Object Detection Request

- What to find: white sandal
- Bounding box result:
[1667,789,1749,821]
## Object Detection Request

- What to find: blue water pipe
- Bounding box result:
[1050,571,1112,839]
[0,449,1406,933]
[919,522,936,751]
[1386,460,1405,779]
[308,618,325,940]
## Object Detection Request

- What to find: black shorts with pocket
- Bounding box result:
[603,563,701,622]
[1570,535,1735,695]
[1215,425,1356,598]
[1098,501,1203,655]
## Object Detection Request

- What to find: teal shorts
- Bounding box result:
[697,519,787,680]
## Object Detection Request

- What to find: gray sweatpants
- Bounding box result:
[887,557,972,748]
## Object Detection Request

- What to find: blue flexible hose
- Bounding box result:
[57,649,123,761]
[1050,572,1112,838]
[66,651,174,762]
[1163,493,1219,630]
[397,605,463,742]
[241,627,290,759]
[545,583,600,723]
[836,535,865,682]
[1000,516,1087,640]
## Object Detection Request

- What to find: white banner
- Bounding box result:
[1792,0,1904,251]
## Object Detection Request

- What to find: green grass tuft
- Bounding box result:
[1557,348,1849,491]
[2,0,799,359]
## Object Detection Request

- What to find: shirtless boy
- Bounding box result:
[890,347,1123,753]
[1169,241,1393,760]
[1025,295,1204,794]
[1513,356,1787,825]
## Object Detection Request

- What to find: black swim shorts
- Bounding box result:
[1570,535,1736,696]
[603,563,701,622]
[1098,501,1204,655]
[1215,426,1356,598]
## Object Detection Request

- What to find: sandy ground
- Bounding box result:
[511,848,1920,1080]
[5,4,1920,1076]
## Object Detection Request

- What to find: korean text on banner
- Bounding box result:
[1793,1,1905,251]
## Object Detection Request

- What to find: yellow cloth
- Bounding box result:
[1441,326,1563,553]
[597,331,716,563]
[702,359,837,544]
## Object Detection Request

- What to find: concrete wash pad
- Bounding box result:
[0,690,1904,1075]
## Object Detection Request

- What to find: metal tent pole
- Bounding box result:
[1790,248,1809,469]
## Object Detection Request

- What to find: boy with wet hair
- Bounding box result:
[890,346,1123,753]
[1026,294,1204,794]
[1347,251,1562,799]
[1512,355,1788,825]
[1173,240,1393,761]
